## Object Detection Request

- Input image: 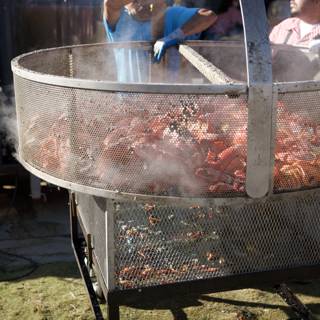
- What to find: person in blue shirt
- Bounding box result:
[103,0,216,82]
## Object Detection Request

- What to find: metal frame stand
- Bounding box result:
[275,283,315,320]
[69,193,317,320]
[69,192,105,320]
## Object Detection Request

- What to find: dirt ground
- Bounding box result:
[1,186,320,320]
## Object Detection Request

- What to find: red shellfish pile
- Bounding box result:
[25,100,320,195]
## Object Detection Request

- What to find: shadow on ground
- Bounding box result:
[123,289,301,320]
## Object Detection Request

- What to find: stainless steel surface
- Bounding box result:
[117,193,320,289]
[11,43,246,94]
[11,0,320,203]
[13,62,249,198]
[76,193,109,288]
[179,45,234,84]
[75,191,320,291]
[12,38,320,201]
[16,156,320,207]
[75,192,95,235]
[241,0,273,84]
[12,1,320,294]
[246,84,273,198]
[277,81,320,93]
[274,90,320,192]
[268,87,279,194]
[186,42,247,82]
[106,200,116,291]
[241,0,273,198]
[18,157,248,206]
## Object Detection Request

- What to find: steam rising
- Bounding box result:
[272,45,320,82]
[0,90,18,157]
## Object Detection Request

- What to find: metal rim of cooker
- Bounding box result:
[11,41,320,94]
[19,156,320,207]
[11,41,248,95]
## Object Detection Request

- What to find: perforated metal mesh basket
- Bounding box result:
[12,42,320,199]
[13,42,250,198]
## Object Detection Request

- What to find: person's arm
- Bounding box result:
[104,0,133,29]
[153,9,217,62]
[180,9,217,37]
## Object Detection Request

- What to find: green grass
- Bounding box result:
[1,262,320,319]
[0,263,96,320]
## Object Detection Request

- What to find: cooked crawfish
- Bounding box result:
[144,203,155,212]
[206,251,217,261]
[32,98,320,194]
[148,214,161,226]
[186,231,204,240]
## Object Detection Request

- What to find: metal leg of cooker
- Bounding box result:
[107,303,120,320]
[69,192,105,320]
[275,283,315,320]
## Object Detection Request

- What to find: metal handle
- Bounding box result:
[240,0,274,198]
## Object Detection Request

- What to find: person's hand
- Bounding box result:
[153,28,185,62]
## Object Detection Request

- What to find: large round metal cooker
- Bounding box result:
[11,37,320,205]
[11,2,320,318]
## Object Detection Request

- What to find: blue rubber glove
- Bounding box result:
[153,28,185,62]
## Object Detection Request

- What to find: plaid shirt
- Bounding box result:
[269,17,320,46]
